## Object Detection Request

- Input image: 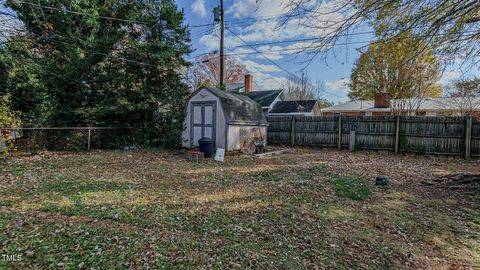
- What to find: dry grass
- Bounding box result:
[0,148,479,269]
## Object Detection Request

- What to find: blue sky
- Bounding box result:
[175,0,471,103]
[0,1,473,103]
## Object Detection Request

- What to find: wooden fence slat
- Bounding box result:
[394,116,400,154]
[465,116,473,159]
[266,115,477,158]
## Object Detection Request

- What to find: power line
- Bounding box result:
[226,26,345,99]
[10,0,159,25]
[0,32,166,68]
[189,23,214,28]
[188,9,350,28]
[0,3,192,67]
[190,29,479,59]
[226,27,304,81]
[228,31,374,49]
[227,41,371,56]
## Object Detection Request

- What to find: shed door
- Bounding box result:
[190,101,217,147]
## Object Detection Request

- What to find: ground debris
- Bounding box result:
[433,173,480,192]
[1,148,479,269]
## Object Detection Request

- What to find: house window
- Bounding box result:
[365,112,373,116]
[333,113,340,116]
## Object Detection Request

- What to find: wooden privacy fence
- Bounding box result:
[267,116,480,158]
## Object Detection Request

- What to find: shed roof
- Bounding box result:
[243,90,283,107]
[191,87,268,126]
[270,100,318,114]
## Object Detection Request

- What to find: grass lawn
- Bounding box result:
[0,148,479,269]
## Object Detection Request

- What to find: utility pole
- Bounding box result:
[219,0,225,89]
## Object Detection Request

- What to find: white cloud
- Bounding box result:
[243,60,281,73]
[194,1,353,95]
[325,78,351,92]
[198,1,347,55]
[324,78,351,103]
[248,72,287,90]
[198,33,219,51]
[191,0,207,17]
[439,70,461,86]
[325,78,350,92]
[227,0,287,19]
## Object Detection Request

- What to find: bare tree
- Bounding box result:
[436,78,480,116]
[256,0,480,67]
[284,72,323,100]
[186,53,247,91]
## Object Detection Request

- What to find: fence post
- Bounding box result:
[465,116,473,159]
[337,116,342,150]
[349,130,355,151]
[290,117,296,146]
[394,116,400,154]
[87,127,92,151]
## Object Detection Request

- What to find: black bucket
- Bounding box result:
[198,137,214,158]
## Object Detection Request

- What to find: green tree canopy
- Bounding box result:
[349,33,442,105]
[0,0,191,147]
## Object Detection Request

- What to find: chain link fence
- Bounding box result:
[0,127,135,154]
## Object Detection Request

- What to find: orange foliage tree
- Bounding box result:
[186,53,246,91]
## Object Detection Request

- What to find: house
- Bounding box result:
[182,86,268,152]
[228,74,285,115]
[321,93,480,118]
[269,100,323,116]
[245,90,285,115]
[227,74,324,117]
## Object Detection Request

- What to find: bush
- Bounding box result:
[0,95,21,156]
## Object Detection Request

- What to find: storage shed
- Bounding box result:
[182,86,268,151]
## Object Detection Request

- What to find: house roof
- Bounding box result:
[322,97,480,112]
[322,100,375,112]
[244,90,283,107]
[407,97,480,111]
[226,83,244,92]
[269,100,318,114]
[193,86,268,126]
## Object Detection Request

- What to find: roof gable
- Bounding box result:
[243,90,283,107]
[270,100,319,113]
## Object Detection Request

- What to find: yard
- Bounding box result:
[0,148,479,269]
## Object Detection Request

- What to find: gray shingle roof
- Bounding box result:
[243,90,283,107]
[322,97,480,112]
[270,100,318,113]
[200,87,268,125]
[226,83,244,92]
[321,100,375,112]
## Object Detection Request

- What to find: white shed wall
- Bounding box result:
[182,89,226,149]
[226,125,267,151]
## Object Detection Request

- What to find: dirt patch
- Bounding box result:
[431,173,480,193]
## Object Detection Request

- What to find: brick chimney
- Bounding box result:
[245,74,253,93]
[374,92,391,108]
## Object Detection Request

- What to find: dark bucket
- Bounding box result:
[198,137,214,158]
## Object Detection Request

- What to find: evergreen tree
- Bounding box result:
[1,0,191,147]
